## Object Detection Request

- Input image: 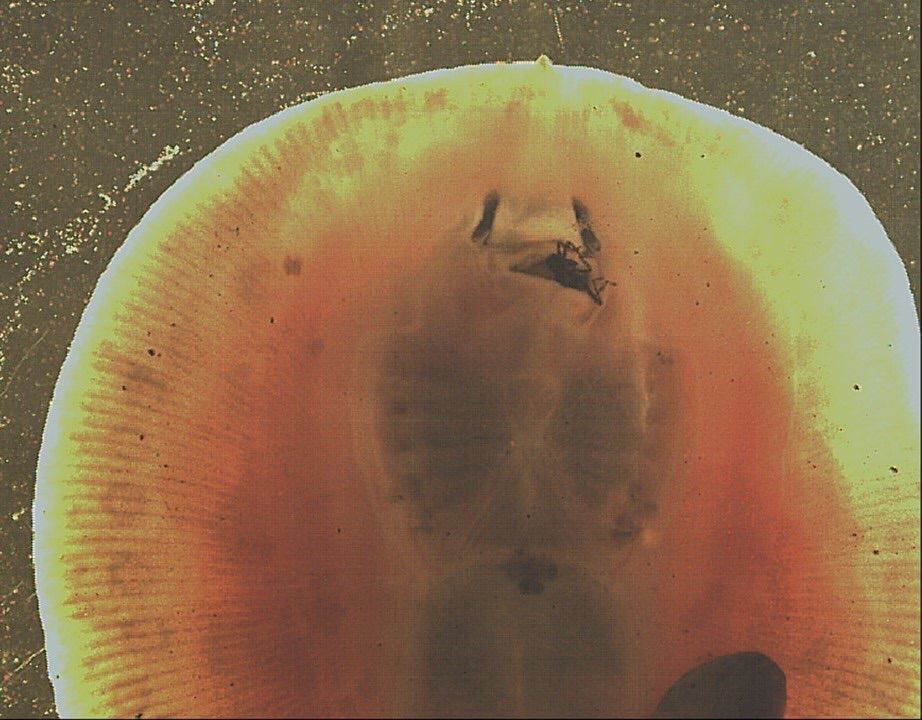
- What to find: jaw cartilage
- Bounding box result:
[470,190,501,245]
[571,197,602,257]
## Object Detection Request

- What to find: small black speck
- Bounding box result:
[887,657,893,664]
[853,384,861,390]
[121,385,127,391]
[634,151,642,158]
[872,549,880,555]
[336,528,341,534]
[147,348,156,356]
[270,316,275,324]
[139,434,144,441]
[890,466,899,474]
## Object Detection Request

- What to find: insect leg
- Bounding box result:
[587,276,614,305]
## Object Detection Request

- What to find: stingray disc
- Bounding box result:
[33,58,920,718]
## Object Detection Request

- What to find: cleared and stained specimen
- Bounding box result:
[33,58,920,718]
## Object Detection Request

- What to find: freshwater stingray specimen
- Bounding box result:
[33,58,920,718]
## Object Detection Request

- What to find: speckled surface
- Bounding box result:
[1,2,918,716]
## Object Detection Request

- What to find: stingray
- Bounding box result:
[33,58,920,718]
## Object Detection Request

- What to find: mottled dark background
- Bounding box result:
[1,1,918,717]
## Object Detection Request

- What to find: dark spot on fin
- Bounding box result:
[572,197,601,256]
[652,651,786,719]
[471,191,500,244]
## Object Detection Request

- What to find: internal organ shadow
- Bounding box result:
[377,332,677,563]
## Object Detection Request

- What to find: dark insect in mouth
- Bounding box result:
[475,193,615,304]
[545,240,614,305]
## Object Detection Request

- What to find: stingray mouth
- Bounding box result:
[470,191,616,306]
